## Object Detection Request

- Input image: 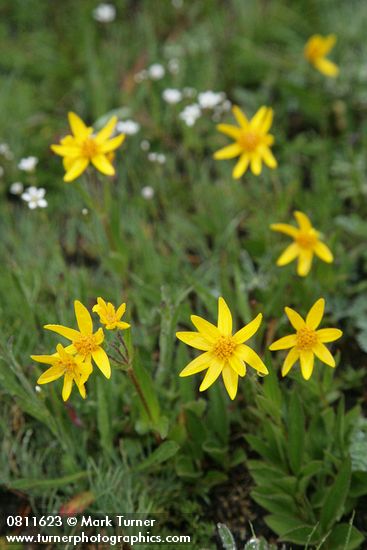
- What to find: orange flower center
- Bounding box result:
[238,131,260,152]
[296,231,317,250]
[296,327,318,351]
[213,336,236,360]
[55,357,77,373]
[82,138,99,159]
[74,334,99,356]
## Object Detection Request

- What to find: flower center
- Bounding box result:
[213,336,236,360]
[74,334,99,356]
[82,138,99,159]
[296,327,318,351]
[296,231,317,250]
[56,357,77,373]
[238,131,261,152]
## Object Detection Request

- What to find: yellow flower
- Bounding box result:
[51,112,125,182]
[92,297,131,331]
[269,298,342,380]
[176,297,268,400]
[44,300,111,379]
[270,211,333,277]
[304,34,339,77]
[214,105,277,178]
[31,343,93,401]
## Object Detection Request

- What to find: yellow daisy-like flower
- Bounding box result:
[269,298,342,380]
[176,297,268,400]
[51,112,125,182]
[214,105,277,178]
[92,297,131,331]
[270,211,333,277]
[304,34,339,77]
[44,300,111,379]
[31,343,93,401]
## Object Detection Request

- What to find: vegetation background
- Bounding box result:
[1,0,367,548]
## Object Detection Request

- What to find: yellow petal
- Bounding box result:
[64,158,89,182]
[95,116,118,143]
[297,250,313,277]
[228,355,246,377]
[91,154,115,176]
[258,108,273,134]
[232,105,248,128]
[300,350,314,380]
[269,334,297,350]
[44,324,80,341]
[74,378,87,399]
[276,243,300,266]
[100,134,125,153]
[62,373,73,401]
[316,328,343,343]
[214,143,242,160]
[74,300,93,334]
[313,342,335,367]
[95,327,104,345]
[284,307,306,330]
[176,331,211,351]
[37,365,64,384]
[281,348,299,377]
[116,321,130,330]
[217,297,232,336]
[250,106,267,129]
[232,154,249,179]
[179,352,211,377]
[236,345,268,375]
[79,361,93,384]
[250,154,262,175]
[222,364,239,400]
[260,145,277,168]
[199,359,223,391]
[51,144,80,157]
[314,241,333,263]
[216,124,242,139]
[190,315,220,342]
[306,298,325,330]
[68,112,90,138]
[314,57,339,77]
[270,223,298,238]
[233,313,262,344]
[31,353,58,364]
[116,302,127,318]
[91,347,111,379]
[294,211,312,231]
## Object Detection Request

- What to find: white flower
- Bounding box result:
[148,152,166,164]
[183,87,197,98]
[198,91,226,109]
[141,186,155,199]
[162,88,182,104]
[18,156,38,172]
[0,143,13,160]
[93,3,116,23]
[10,182,24,195]
[168,58,180,74]
[21,187,48,209]
[179,103,201,126]
[116,120,140,135]
[148,63,165,80]
[140,140,150,151]
[82,208,89,216]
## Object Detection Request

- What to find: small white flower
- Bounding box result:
[134,70,148,83]
[0,143,13,160]
[179,103,201,126]
[140,140,150,151]
[18,156,38,172]
[198,91,226,109]
[82,208,89,216]
[35,385,42,393]
[10,182,24,195]
[222,99,232,111]
[162,88,183,104]
[168,58,180,74]
[116,120,140,135]
[141,186,155,199]
[148,152,166,164]
[93,3,116,23]
[183,87,197,98]
[148,63,165,80]
[21,186,48,209]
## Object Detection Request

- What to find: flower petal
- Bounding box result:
[37,365,64,384]
[306,298,325,330]
[251,106,267,129]
[232,105,248,128]
[269,334,297,351]
[294,211,312,231]
[68,112,89,138]
[233,313,262,344]
[217,297,232,336]
[116,302,127,318]
[297,250,313,277]
[216,124,242,139]
[314,241,333,263]
[270,223,298,238]
[299,350,314,380]
[176,332,211,351]
[281,348,299,377]
[260,145,277,168]
[313,342,335,367]
[236,345,268,375]
[95,116,118,143]
[276,243,300,266]
[62,373,73,401]
[31,353,57,364]
[179,352,211,377]
[314,57,339,77]
[100,134,125,153]
[250,154,262,175]
[91,154,115,176]
[92,347,111,379]
[316,328,343,343]
[232,154,250,179]
[64,158,89,182]
[214,143,242,160]
[228,355,246,377]
[284,307,306,330]
[74,300,93,334]
[190,315,220,342]
[199,359,223,391]
[44,324,81,341]
[51,144,80,157]
[222,364,239,400]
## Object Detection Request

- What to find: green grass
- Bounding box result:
[1,0,367,548]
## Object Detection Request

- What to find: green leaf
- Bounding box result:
[135,440,180,472]
[326,523,364,550]
[287,390,305,474]
[279,523,321,545]
[320,457,352,532]
[217,523,236,550]
[264,513,312,537]
[8,472,87,491]
[131,356,160,424]
[349,471,367,498]
[97,377,114,458]
[251,488,295,516]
